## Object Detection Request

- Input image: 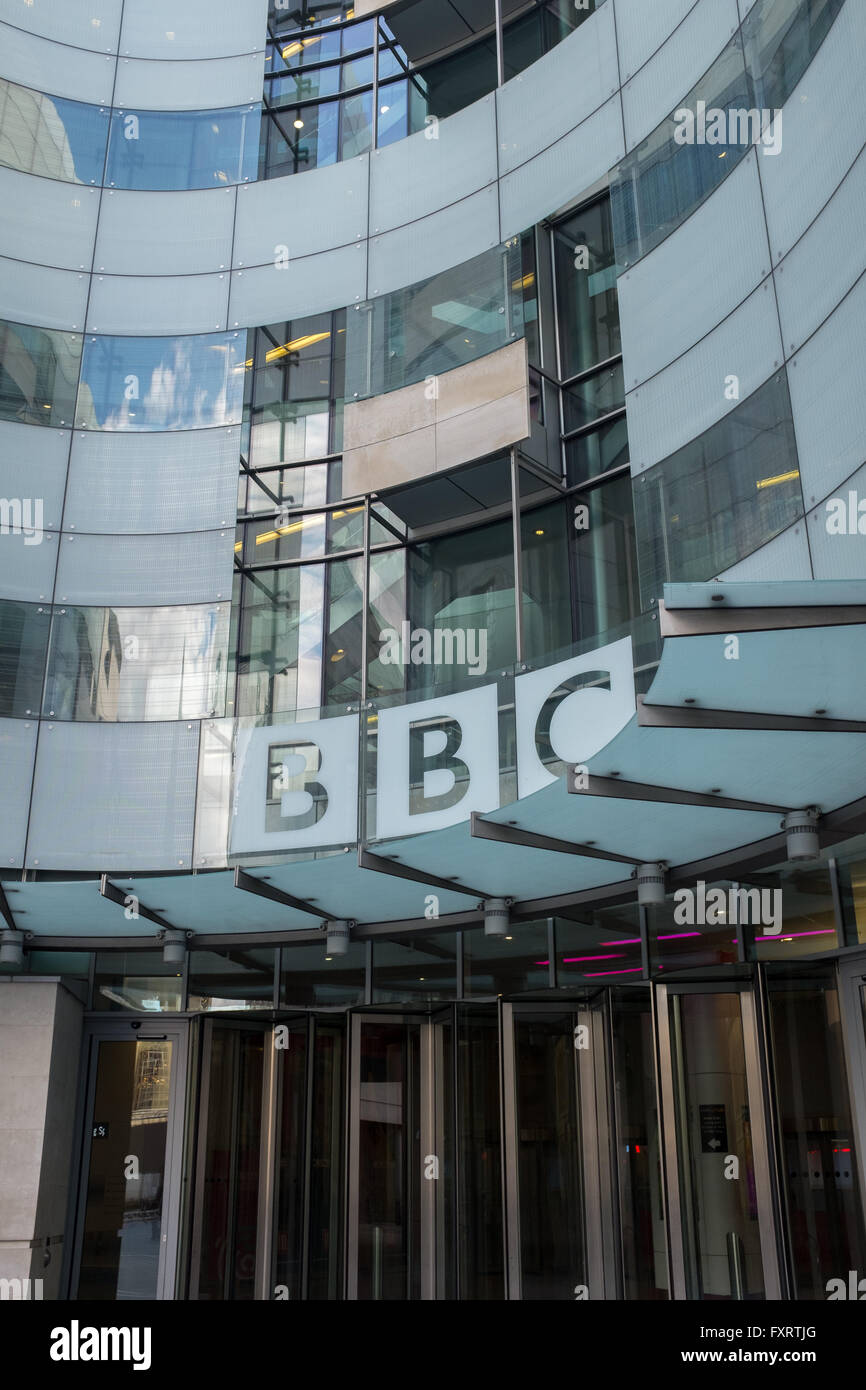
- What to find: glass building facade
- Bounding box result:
[0,0,865,1315]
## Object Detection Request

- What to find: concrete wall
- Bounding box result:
[341,339,529,497]
[0,980,84,1297]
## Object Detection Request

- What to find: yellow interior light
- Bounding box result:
[756,469,800,490]
[265,331,331,363]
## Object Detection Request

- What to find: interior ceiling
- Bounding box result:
[384,0,528,64]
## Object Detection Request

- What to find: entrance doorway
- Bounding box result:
[69,1020,187,1300]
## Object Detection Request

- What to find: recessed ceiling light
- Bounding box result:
[294,118,305,129]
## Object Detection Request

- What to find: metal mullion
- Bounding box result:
[419,1018,436,1299]
[372,19,379,148]
[300,1013,316,1298]
[509,448,524,664]
[345,1011,362,1299]
[577,1001,605,1298]
[499,1000,521,1299]
[740,987,784,1298]
[255,1023,279,1300]
[494,0,505,86]
[654,983,689,1299]
[562,406,628,444]
[835,955,866,1281]
[224,1030,242,1300]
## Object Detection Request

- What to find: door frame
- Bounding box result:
[835,951,866,1236]
[68,1016,189,1301]
[501,999,615,1300]
[345,1010,441,1300]
[655,980,782,1301]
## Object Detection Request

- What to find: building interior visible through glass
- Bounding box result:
[0,0,864,1309]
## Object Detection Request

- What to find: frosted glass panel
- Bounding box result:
[26,720,200,870]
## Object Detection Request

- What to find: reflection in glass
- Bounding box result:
[77,1039,173,1299]
[273,1018,308,1299]
[0,77,109,184]
[648,883,741,973]
[747,862,839,961]
[281,940,366,1006]
[105,105,259,191]
[610,33,751,269]
[464,921,550,997]
[308,1018,346,1300]
[43,603,230,722]
[357,1020,422,1299]
[92,951,183,1012]
[406,516,515,687]
[187,948,275,1011]
[611,0,844,267]
[670,992,764,1299]
[247,314,336,466]
[565,414,629,485]
[520,503,571,661]
[345,242,523,399]
[0,317,80,427]
[571,474,639,642]
[236,566,324,717]
[836,849,866,946]
[77,331,247,431]
[633,372,802,607]
[456,1007,504,1298]
[0,599,50,717]
[611,988,669,1298]
[372,934,458,1003]
[195,1027,264,1300]
[553,197,620,379]
[514,1012,584,1299]
[766,963,866,1298]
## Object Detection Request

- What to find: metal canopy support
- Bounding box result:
[568,770,787,816]
[659,599,866,638]
[637,695,866,735]
[100,875,177,933]
[233,865,323,921]
[470,811,642,866]
[0,881,17,931]
[358,846,490,902]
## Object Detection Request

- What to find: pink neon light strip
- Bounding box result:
[562,954,626,963]
[583,966,644,977]
[761,928,836,942]
[604,937,642,945]
[657,931,702,940]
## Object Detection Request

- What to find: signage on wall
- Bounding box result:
[699,1104,728,1154]
[229,636,635,856]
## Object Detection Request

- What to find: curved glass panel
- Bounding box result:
[0,599,51,717]
[0,76,109,185]
[554,198,621,378]
[633,370,803,607]
[76,331,247,431]
[345,242,524,400]
[235,564,325,717]
[105,105,260,191]
[42,603,230,722]
[611,0,845,269]
[0,317,81,427]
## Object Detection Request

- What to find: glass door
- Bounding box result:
[502,1004,599,1299]
[70,1020,187,1300]
[656,984,781,1300]
[189,1020,268,1300]
[347,1015,424,1299]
